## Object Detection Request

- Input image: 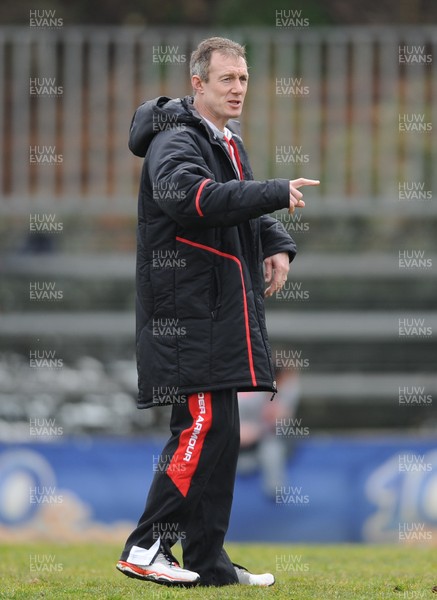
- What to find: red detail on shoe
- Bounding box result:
[118,561,179,581]
[176,236,257,386]
[166,392,212,497]
[195,178,211,217]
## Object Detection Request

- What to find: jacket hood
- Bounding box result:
[128,95,242,157]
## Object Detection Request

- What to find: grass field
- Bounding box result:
[0,542,434,599]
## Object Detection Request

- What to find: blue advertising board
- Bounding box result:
[0,437,435,543]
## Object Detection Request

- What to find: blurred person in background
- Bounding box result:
[238,367,301,498]
[116,36,319,588]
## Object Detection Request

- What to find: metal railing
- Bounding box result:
[0,25,436,214]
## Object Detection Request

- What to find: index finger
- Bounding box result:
[264,257,273,283]
[292,178,320,188]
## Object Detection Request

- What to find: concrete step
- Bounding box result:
[1,311,436,340]
[2,253,437,279]
[299,373,437,400]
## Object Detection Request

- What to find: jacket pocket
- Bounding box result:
[209,265,222,320]
[137,280,154,318]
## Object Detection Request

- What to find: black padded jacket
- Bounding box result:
[129,95,296,408]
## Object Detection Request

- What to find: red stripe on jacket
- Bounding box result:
[195,178,211,217]
[176,236,257,387]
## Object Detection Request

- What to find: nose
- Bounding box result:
[232,79,244,95]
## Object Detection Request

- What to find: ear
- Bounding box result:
[192,75,204,94]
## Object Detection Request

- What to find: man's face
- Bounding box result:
[192,51,249,130]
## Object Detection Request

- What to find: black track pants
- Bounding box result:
[120,388,240,586]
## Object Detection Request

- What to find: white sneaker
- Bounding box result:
[233,563,275,586]
[116,550,200,587]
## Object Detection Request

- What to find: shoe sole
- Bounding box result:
[116,561,200,588]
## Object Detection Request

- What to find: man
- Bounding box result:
[238,367,301,498]
[116,36,319,588]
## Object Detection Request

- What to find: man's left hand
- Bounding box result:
[264,252,290,297]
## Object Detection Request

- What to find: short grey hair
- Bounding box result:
[190,37,247,84]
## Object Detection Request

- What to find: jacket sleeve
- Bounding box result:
[146,129,290,229]
[260,215,297,262]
